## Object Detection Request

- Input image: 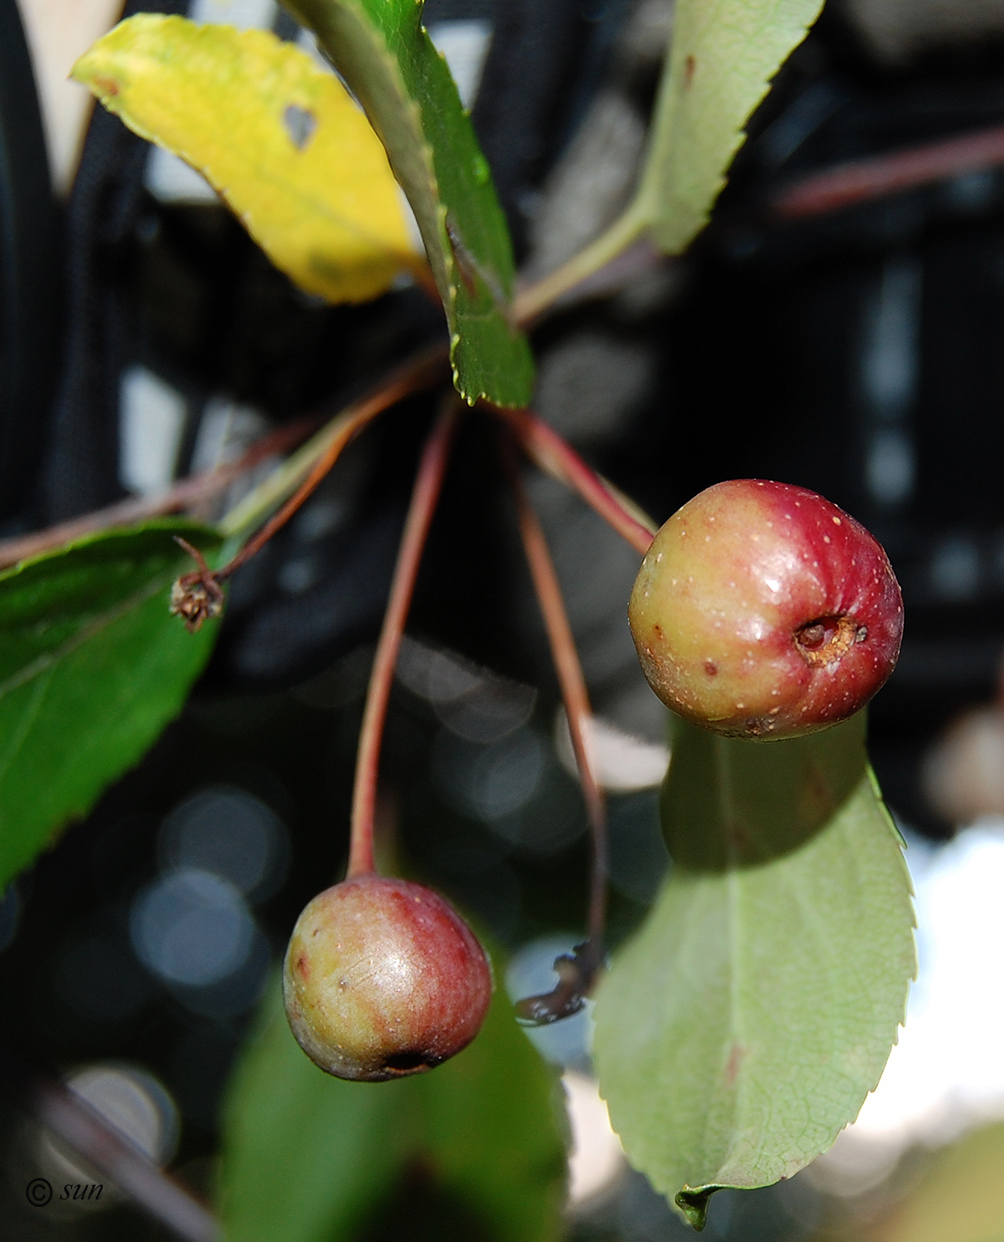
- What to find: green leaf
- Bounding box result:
[219,955,567,1242]
[279,0,535,408]
[74,16,416,305]
[411,969,569,1242]
[592,712,915,1230]
[637,0,825,254]
[0,520,221,890]
[218,979,409,1242]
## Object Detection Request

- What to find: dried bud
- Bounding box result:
[169,576,224,633]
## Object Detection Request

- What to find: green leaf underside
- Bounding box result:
[0,520,221,891]
[592,713,915,1230]
[219,966,566,1242]
[638,0,825,255]
[280,0,534,407]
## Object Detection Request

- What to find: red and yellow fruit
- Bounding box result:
[628,479,903,740]
[283,875,492,1081]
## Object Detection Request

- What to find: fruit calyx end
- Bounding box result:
[794,613,862,667]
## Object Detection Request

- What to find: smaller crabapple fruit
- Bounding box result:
[628,479,903,740]
[283,875,492,1081]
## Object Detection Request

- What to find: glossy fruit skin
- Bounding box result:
[628,479,903,740]
[283,875,492,1081]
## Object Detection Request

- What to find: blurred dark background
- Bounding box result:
[3,0,1004,1237]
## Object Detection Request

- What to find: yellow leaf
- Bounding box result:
[73,15,419,304]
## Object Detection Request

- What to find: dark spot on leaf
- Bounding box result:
[727,818,750,855]
[724,1042,747,1085]
[684,54,697,88]
[283,103,317,150]
[93,76,120,97]
[445,215,479,297]
[704,659,717,677]
[296,951,310,980]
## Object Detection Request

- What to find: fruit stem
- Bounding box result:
[347,400,462,879]
[0,414,317,571]
[496,406,657,555]
[502,438,608,991]
[216,344,447,569]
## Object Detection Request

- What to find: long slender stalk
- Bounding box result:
[216,345,447,563]
[496,407,657,555]
[512,204,648,326]
[503,445,608,969]
[346,400,461,878]
[33,1078,220,1242]
[772,120,1004,220]
[0,1037,220,1242]
[0,416,317,571]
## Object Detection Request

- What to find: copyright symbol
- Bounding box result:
[26,1177,52,1207]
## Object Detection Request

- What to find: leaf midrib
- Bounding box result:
[0,569,175,700]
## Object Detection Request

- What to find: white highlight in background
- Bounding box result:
[814,818,1004,1192]
[564,1070,625,1208]
[119,366,187,495]
[428,21,493,110]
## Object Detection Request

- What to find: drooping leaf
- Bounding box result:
[219,954,567,1242]
[636,0,825,254]
[218,979,409,1242]
[0,520,222,890]
[411,965,569,1242]
[592,712,915,1230]
[74,16,416,304]
[280,0,535,407]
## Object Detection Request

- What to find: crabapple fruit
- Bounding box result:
[628,479,903,740]
[282,874,492,1081]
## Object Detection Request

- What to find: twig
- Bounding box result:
[495,406,656,555]
[346,399,461,878]
[0,1041,219,1242]
[0,343,447,582]
[216,345,446,560]
[33,1078,221,1242]
[0,415,317,571]
[503,441,608,1023]
[771,120,1004,220]
[168,347,449,629]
